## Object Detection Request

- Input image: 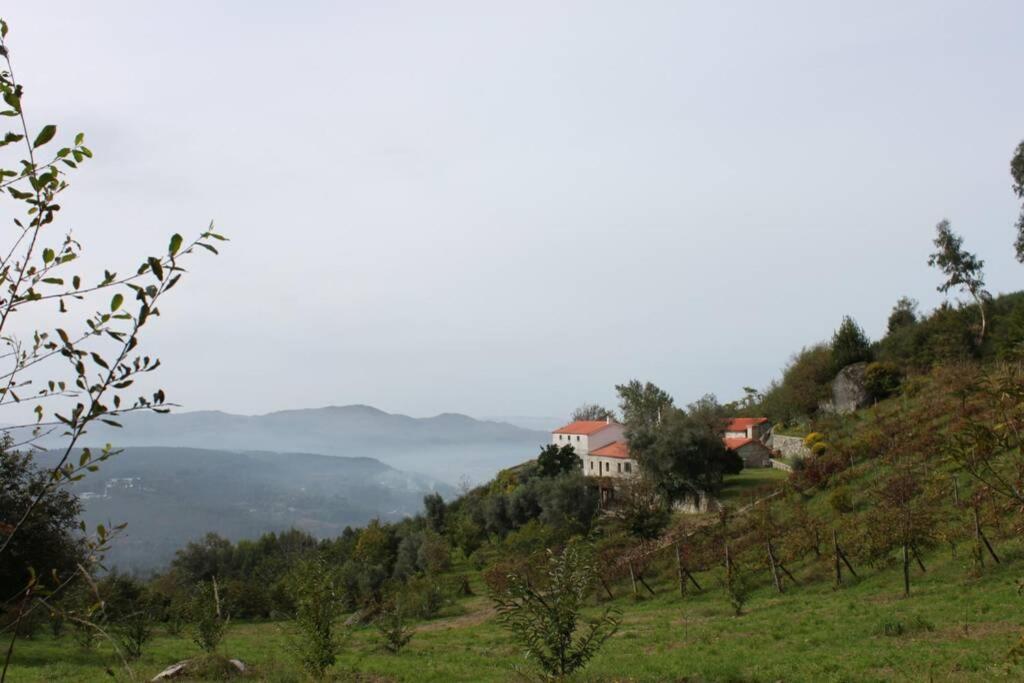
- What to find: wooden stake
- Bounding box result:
[628,561,638,598]
[675,545,686,598]
[838,545,858,578]
[637,572,656,597]
[910,544,927,573]
[902,543,911,597]
[767,541,784,594]
[833,530,842,586]
[599,575,614,600]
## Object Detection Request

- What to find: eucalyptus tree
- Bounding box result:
[1011,140,1024,262]
[927,220,989,344]
[0,18,222,677]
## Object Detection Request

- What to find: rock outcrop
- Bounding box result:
[821,362,871,414]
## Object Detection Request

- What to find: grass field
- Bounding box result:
[8,532,1024,682]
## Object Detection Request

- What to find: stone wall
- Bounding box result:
[769,433,810,460]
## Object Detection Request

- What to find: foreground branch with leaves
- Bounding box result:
[0,17,223,681]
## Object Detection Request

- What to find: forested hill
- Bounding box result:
[24,405,548,485]
[39,447,455,573]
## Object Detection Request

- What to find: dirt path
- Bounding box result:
[418,598,496,632]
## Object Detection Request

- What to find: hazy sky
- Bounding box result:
[5,1,1023,421]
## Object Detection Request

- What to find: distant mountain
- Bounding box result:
[23,405,549,484]
[481,415,565,432]
[41,447,455,573]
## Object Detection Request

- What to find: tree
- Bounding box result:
[0,439,84,595]
[831,315,872,372]
[615,380,674,431]
[886,296,918,335]
[928,220,989,343]
[1011,140,1024,262]
[615,478,671,541]
[0,19,221,672]
[627,407,735,504]
[758,345,834,423]
[423,493,446,533]
[535,443,581,478]
[284,556,345,679]
[490,539,620,679]
[570,403,616,422]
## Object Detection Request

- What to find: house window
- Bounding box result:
[625,462,632,473]
[605,462,610,472]
[576,435,580,441]
[589,461,594,470]
[617,463,621,473]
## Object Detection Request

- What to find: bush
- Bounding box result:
[402,576,447,620]
[803,432,825,448]
[489,539,621,679]
[284,556,345,679]
[864,362,903,401]
[376,601,414,654]
[189,579,229,653]
[828,487,855,514]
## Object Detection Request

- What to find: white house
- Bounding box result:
[551,420,636,479]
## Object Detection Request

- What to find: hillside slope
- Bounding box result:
[43,447,455,572]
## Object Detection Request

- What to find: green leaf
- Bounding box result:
[32,125,57,149]
[110,293,123,312]
[147,257,164,281]
[169,233,183,256]
[42,248,54,264]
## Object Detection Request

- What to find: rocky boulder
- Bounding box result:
[822,362,871,414]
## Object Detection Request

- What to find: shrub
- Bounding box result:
[376,601,414,654]
[803,432,825,448]
[402,576,447,620]
[829,487,855,514]
[189,579,229,654]
[811,441,829,456]
[489,539,621,679]
[864,362,903,401]
[284,556,345,679]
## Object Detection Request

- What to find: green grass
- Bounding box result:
[8,540,1024,682]
[718,467,788,504]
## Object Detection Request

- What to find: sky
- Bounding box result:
[4,1,1023,422]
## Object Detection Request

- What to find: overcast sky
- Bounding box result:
[4,1,1023,421]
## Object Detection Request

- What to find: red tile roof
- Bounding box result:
[724,437,771,451]
[724,417,769,432]
[552,420,618,435]
[590,441,630,459]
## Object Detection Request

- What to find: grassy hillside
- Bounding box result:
[10,365,1024,682]
[8,536,1023,682]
